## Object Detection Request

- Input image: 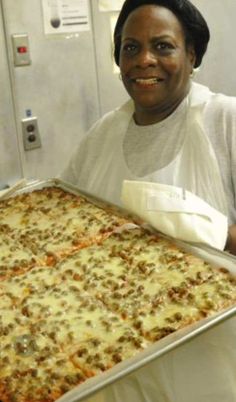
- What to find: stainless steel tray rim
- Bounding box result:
[5,178,236,402]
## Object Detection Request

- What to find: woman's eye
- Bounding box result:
[122,43,137,53]
[155,42,173,51]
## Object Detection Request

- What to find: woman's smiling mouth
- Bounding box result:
[131,77,164,86]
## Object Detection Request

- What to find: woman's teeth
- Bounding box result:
[134,78,161,85]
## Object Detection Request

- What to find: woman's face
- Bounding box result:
[119,5,196,125]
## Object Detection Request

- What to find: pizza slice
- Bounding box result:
[0,187,132,264]
[0,225,40,280]
[0,333,87,402]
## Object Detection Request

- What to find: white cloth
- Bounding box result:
[121,181,228,250]
[61,83,236,402]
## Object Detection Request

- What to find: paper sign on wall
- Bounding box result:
[99,0,124,12]
[42,0,90,35]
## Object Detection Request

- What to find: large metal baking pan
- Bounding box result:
[6,178,236,402]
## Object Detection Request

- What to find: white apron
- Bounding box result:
[81,91,236,402]
[85,96,228,216]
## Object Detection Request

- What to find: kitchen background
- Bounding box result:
[0,0,236,188]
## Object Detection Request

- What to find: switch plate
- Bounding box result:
[12,34,31,66]
[22,117,42,151]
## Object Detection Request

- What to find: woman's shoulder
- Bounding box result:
[207,92,236,127]
[192,82,236,114]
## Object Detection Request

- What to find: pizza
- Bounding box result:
[0,185,235,402]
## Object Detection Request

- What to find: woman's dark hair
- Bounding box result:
[114,0,210,68]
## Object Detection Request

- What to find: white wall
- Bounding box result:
[91,2,128,114]
[191,0,236,96]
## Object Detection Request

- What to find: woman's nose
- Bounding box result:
[136,49,157,68]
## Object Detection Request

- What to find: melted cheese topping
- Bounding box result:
[0,187,235,402]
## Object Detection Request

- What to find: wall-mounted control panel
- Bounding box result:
[12,34,31,67]
[22,117,42,151]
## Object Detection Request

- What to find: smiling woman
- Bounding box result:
[60,2,236,398]
[61,0,236,244]
[118,5,195,125]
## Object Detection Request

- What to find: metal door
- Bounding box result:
[1,0,100,181]
[0,1,23,188]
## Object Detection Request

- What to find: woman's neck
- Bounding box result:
[133,87,190,126]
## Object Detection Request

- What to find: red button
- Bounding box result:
[17,46,27,53]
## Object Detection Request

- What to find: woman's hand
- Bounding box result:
[225,224,236,255]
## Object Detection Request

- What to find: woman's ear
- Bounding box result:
[188,45,196,72]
